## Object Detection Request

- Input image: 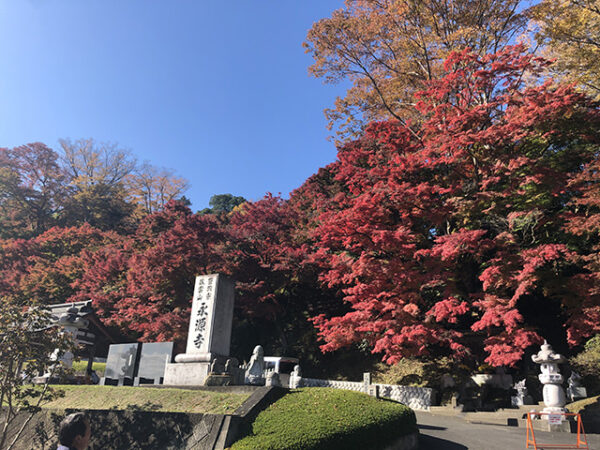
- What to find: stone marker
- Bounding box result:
[134,342,174,386]
[100,343,141,386]
[363,372,371,393]
[163,274,235,386]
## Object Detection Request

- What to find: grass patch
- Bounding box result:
[567,395,600,414]
[39,385,248,414]
[232,388,416,450]
[71,361,106,376]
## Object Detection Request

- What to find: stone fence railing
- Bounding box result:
[300,377,433,411]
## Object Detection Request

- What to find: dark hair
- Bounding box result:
[58,412,89,447]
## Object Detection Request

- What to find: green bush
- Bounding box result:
[231,388,416,450]
[372,357,458,387]
[570,335,600,396]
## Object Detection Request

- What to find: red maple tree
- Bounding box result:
[304,45,600,366]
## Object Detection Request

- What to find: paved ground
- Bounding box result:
[416,411,600,449]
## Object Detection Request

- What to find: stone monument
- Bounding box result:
[134,342,174,386]
[100,343,140,386]
[163,274,235,386]
[531,340,567,413]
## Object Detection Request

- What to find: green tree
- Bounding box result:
[0,301,72,450]
[0,144,67,239]
[200,194,247,214]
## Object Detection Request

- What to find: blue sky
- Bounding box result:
[0,1,346,210]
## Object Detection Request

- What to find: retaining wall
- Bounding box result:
[1,386,286,450]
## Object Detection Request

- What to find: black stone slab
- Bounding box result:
[103,343,140,383]
[134,342,174,385]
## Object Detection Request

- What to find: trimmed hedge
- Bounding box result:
[231,388,417,450]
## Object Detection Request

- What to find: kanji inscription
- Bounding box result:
[186,274,217,353]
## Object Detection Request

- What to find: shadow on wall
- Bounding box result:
[28,407,196,450]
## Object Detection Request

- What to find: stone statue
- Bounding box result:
[266,371,281,387]
[567,371,587,401]
[511,379,533,406]
[244,345,265,385]
[568,371,581,388]
[289,364,302,389]
[440,373,455,390]
[225,358,238,373]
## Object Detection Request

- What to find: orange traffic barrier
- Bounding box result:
[525,411,588,449]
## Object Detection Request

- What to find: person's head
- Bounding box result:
[58,412,91,450]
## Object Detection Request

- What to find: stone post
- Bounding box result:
[363,372,371,394]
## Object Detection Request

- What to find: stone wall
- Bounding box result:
[375,383,434,410]
[3,408,209,450]
[301,378,433,410]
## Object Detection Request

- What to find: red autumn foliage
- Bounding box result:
[2,44,600,370]
[302,45,600,366]
[0,224,118,306]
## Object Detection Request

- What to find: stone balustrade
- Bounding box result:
[300,377,433,410]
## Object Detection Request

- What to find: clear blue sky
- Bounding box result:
[0,1,346,210]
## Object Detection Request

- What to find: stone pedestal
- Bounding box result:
[163,274,235,386]
[163,362,211,386]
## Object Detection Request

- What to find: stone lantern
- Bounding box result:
[54,306,90,368]
[531,340,567,413]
